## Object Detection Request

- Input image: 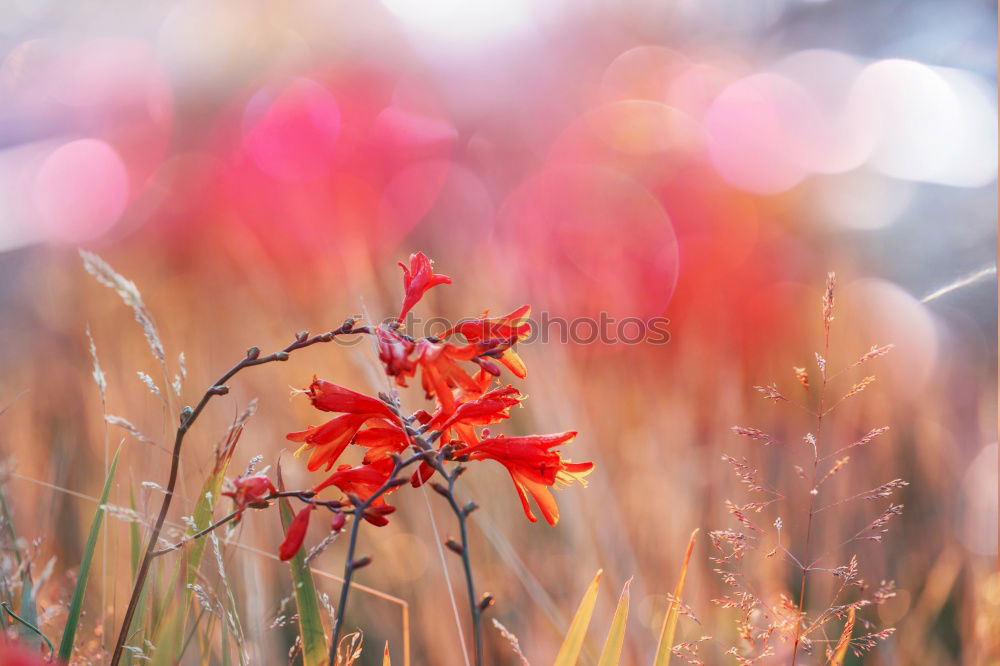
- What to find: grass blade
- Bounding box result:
[653,529,698,666]
[279,494,328,666]
[597,578,631,666]
[2,601,53,655]
[58,444,121,660]
[554,569,603,666]
[830,606,856,666]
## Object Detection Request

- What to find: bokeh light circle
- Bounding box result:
[32,138,129,242]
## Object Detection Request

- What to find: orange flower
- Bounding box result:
[398,251,451,321]
[287,378,401,471]
[443,305,531,378]
[279,504,314,561]
[464,432,594,526]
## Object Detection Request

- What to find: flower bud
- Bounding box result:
[330,512,346,532]
[478,594,495,612]
[350,556,372,570]
[279,505,314,561]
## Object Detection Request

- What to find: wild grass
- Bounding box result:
[0,252,981,665]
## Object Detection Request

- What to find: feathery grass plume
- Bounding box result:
[105,415,154,445]
[137,372,162,397]
[80,249,165,364]
[492,619,531,665]
[85,325,106,403]
[713,273,903,665]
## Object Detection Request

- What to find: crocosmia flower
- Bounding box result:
[313,460,398,525]
[287,378,401,471]
[443,305,532,378]
[397,251,451,321]
[463,432,594,526]
[376,325,417,384]
[223,474,276,521]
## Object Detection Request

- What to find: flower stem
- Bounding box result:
[329,452,423,660]
[109,321,369,666]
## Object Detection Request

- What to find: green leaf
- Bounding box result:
[597,578,631,666]
[58,444,121,660]
[653,529,698,666]
[279,495,328,666]
[554,569,603,666]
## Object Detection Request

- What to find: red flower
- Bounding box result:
[443,305,531,378]
[427,385,524,449]
[314,460,398,526]
[355,422,410,463]
[398,251,451,321]
[279,504,314,561]
[415,338,490,418]
[223,474,276,521]
[287,378,400,471]
[376,325,417,385]
[305,378,397,420]
[464,432,594,526]
[0,642,49,666]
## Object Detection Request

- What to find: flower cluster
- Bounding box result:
[275,252,593,560]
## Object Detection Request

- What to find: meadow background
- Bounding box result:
[0,0,997,664]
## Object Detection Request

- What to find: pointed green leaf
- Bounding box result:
[58,445,121,660]
[653,530,698,666]
[279,495,328,666]
[554,569,603,666]
[597,578,631,666]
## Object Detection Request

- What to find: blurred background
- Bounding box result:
[0,0,996,663]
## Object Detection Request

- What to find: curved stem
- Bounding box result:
[445,471,483,666]
[330,453,423,661]
[110,321,369,666]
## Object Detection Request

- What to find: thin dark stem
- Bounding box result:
[329,452,424,661]
[442,467,483,666]
[110,320,369,666]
